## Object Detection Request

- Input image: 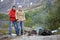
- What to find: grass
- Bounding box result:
[0,13,9,20]
[0,30,8,36]
[56,29,60,34]
[0,29,16,36]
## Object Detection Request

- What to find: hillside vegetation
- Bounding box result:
[0,0,60,31]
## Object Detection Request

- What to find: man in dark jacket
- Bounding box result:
[9,6,19,36]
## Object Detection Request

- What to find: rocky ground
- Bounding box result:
[11,35,60,40]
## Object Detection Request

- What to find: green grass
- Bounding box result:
[0,13,9,28]
[0,13,9,20]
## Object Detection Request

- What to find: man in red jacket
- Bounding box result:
[9,6,19,36]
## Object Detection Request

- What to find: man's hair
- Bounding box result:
[12,5,16,8]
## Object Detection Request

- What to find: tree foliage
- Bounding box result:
[0,0,60,30]
[46,0,60,30]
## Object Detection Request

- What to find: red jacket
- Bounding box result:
[9,9,16,21]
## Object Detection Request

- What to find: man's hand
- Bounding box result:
[16,19,18,21]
